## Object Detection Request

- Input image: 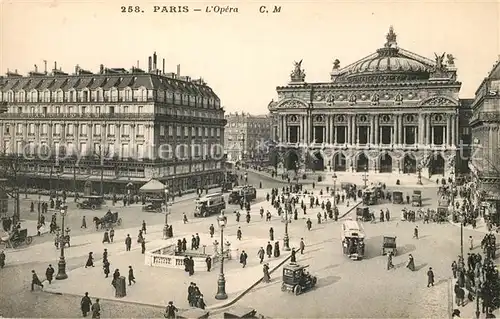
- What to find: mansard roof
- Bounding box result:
[0,73,219,100]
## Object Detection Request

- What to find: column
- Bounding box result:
[370,116,375,144]
[426,115,431,145]
[74,124,80,149]
[48,123,53,148]
[446,115,451,146]
[130,124,136,156]
[346,116,351,144]
[116,124,121,158]
[374,116,379,145]
[61,124,66,143]
[398,115,403,145]
[451,115,456,147]
[0,124,4,151]
[344,125,347,144]
[393,116,398,145]
[300,116,304,143]
[35,123,40,145]
[352,115,357,145]
[431,126,434,145]
[305,115,309,144]
[418,114,424,145]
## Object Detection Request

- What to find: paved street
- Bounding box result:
[0,170,489,318]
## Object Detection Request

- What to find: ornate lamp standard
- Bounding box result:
[332,173,337,209]
[37,193,42,226]
[416,164,423,185]
[163,187,171,239]
[215,213,228,300]
[475,278,481,319]
[283,194,291,251]
[56,204,68,280]
[362,165,368,188]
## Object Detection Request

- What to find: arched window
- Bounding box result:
[124,88,132,101]
[56,90,63,103]
[110,87,118,102]
[17,90,26,102]
[43,90,50,102]
[30,90,38,102]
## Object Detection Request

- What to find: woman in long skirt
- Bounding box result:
[85,252,94,268]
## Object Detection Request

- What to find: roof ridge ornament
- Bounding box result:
[385,26,398,48]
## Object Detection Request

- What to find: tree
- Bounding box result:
[91,145,112,196]
[0,153,25,225]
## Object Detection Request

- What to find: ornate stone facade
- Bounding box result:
[470,60,500,204]
[268,27,465,178]
[0,53,226,194]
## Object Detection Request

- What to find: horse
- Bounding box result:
[93,217,106,230]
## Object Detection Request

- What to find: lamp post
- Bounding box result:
[37,194,41,225]
[362,165,368,188]
[460,211,464,261]
[417,164,423,185]
[332,173,337,209]
[163,187,170,239]
[56,204,68,280]
[215,213,228,300]
[283,194,291,251]
[475,280,481,319]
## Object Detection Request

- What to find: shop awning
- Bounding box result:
[139,179,165,193]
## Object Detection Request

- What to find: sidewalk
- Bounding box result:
[317,172,436,188]
[450,278,500,318]
[42,232,297,310]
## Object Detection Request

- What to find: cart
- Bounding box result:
[356,206,370,221]
[381,236,397,255]
[142,199,164,213]
[392,191,403,204]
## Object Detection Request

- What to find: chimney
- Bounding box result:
[99,64,104,74]
[137,60,140,68]
[54,61,57,71]
[162,59,165,74]
[34,64,38,73]
[176,64,181,77]
[43,60,47,74]
[75,64,80,75]
[15,69,18,74]
[153,51,157,70]
[148,56,152,72]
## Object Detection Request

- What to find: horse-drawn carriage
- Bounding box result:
[0,228,33,248]
[94,212,122,230]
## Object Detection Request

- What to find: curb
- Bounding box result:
[338,201,363,220]
[448,277,453,319]
[207,253,293,311]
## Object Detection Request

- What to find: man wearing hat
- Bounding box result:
[427,267,435,287]
[165,301,178,318]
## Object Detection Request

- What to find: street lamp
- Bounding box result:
[332,173,337,209]
[283,194,291,251]
[215,213,228,300]
[56,204,68,280]
[362,165,368,188]
[163,187,171,239]
[37,193,41,226]
[475,279,481,319]
[417,164,423,185]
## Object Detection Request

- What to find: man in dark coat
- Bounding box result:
[257,247,265,264]
[128,265,136,285]
[45,264,55,284]
[188,257,195,276]
[290,248,297,263]
[184,256,190,273]
[141,238,146,254]
[205,256,212,271]
[274,241,280,257]
[80,292,92,317]
[91,298,100,318]
[188,283,196,306]
[182,238,187,251]
[300,238,305,254]
[191,235,197,250]
[427,267,435,287]
[266,242,273,258]
[240,250,248,268]
[165,301,178,319]
[195,233,200,249]
[269,227,274,241]
[31,270,43,291]
[125,234,132,251]
[103,260,110,278]
[142,220,147,234]
[112,269,120,288]
[209,224,215,238]
[109,228,114,243]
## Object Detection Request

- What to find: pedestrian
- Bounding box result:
[197,294,206,310]
[91,298,101,319]
[269,227,274,241]
[102,230,110,244]
[209,224,215,238]
[290,248,297,263]
[164,301,178,319]
[141,238,146,254]
[188,256,194,276]
[45,264,55,284]
[80,292,92,317]
[142,220,147,234]
[266,242,273,258]
[125,234,132,251]
[427,267,435,287]
[262,263,270,283]
[300,238,305,254]
[103,260,110,278]
[81,216,87,229]
[205,256,212,271]
[31,270,43,291]
[274,241,280,257]
[239,250,248,268]
[0,250,5,268]
[237,227,242,240]
[195,233,200,249]
[183,213,188,224]
[85,252,94,268]
[257,247,265,264]
[182,238,187,252]
[191,235,197,250]
[413,226,419,239]
[451,260,458,279]
[387,252,394,270]
[102,249,108,263]
[109,228,114,243]
[128,266,136,285]
[454,283,465,306]
[469,236,474,250]
[406,254,415,271]
[112,269,120,288]
[306,218,312,231]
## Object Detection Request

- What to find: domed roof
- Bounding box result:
[334,27,436,83]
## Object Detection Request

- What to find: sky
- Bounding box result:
[1,0,499,114]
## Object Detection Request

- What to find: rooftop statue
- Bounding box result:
[446,54,455,66]
[332,59,340,70]
[385,26,397,48]
[434,52,446,71]
[290,59,306,82]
